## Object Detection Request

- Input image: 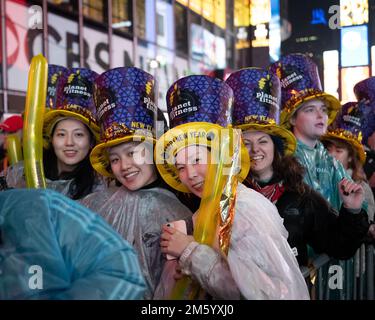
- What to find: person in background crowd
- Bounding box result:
[269,53,349,211]
[321,101,375,222]
[80,67,192,299]
[0,115,24,176]
[353,77,375,199]
[0,188,146,300]
[155,75,309,300]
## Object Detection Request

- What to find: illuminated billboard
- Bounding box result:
[341,25,368,67]
[341,66,369,103]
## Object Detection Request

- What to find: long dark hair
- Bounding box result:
[43,123,96,200]
[271,149,306,194]
[246,135,306,195]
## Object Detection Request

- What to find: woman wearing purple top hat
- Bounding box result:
[354,77,375,200]
[79,67,192,300]
[321,101,375,222]
[155,74,309,299]
[6,67,105,200]
[225,68,371,272]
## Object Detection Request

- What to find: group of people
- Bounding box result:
[0,53,374,300]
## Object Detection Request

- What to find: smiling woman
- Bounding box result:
[80,67,192,300]
[5,67,105,200]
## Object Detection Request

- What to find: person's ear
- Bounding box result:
[289,116,296,127]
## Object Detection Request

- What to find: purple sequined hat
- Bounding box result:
[226,67,296,155]
[90,67,157,177]
[322,101,366,164]
[155,75,250,193]
[43,67,100,143]
[269,53,341,129]
[353,77,375,145]
[167,75,234,129]
[46,64,68,111]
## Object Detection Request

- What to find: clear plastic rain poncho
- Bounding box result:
[174,184,310,300]
[0,189,146,300]
[80,185,193,299]
[5,161,106,198]
[295,140,351,211]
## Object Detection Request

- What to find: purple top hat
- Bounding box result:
[226,68,281,126]
[322,101,367,164]
[90,67,157,177]
[353,77,375,144]
[43,67,100,142]
[269,53,340,129]
[155,75,250,193]
[166,75,234,129]
[226,68,296,155]
[46,64,68,110]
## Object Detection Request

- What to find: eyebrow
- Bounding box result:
[109,143,138,156]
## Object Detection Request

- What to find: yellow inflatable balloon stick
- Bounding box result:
[23,54,48,188]
[170,128,242,299]
[5,134,23,166]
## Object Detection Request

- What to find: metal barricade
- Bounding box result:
[301,244,374,300]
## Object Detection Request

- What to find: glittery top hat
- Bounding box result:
[90,67,158,177]
[155,75,250,193]
[353,77,375,145]
[322,101,367,164]
[226,67,297,155]
[45,64,68,111]
[43,67,100,143]
[269,53,341,129]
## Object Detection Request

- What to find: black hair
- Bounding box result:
[43,123,96,200]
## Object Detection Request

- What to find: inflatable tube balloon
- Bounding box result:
[6,134,23,165]
[170,128,240,299]
[23,54,48,188]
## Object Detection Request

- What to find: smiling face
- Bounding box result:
[52,118,92,175]
[242,130,274,182]
[108,141,157,191]
[175,145,209,198]
[290,98,329,147]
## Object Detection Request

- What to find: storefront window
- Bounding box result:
[48,0,76,14]
[156,0,174,50]
[175,3,188,55]
[83,0,107,24]
[136,0,146,39]
[112,0,132,35]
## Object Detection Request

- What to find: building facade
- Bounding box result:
[0,0,241,114]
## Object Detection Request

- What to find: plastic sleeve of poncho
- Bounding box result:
[0,189,146,300]
[177,184,310,300]
[5,161,106,198]
[295,141,351,211]
[362,181,375,222]
[80,186,193,299]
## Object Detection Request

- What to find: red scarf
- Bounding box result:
[247,177,285,204]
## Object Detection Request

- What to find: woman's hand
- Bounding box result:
[160,225,194,258]
[339,178,364,210]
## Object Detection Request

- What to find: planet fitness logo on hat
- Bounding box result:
[64,74,92,99]
[169,89,199,122]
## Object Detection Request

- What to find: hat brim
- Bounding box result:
[321,133,366,165]
[90,135,156,177]
[43,110,100,145]
[281,92,341,130]
[155,122,250,193]
[236,123,297,156]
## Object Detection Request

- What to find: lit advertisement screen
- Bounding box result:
[341,25,369,67]
[341,66,369,103]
